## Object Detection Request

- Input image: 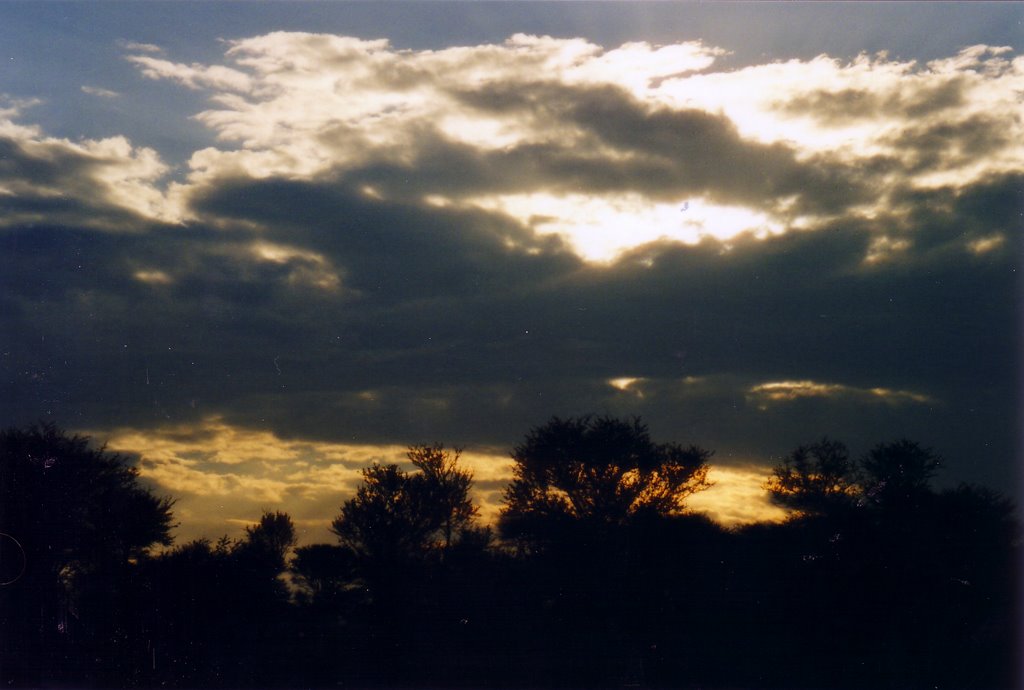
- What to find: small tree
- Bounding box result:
[499,416,712,536]
[238,510,297,572]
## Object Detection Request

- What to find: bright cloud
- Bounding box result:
[96,416,776,542]
[475,193,784,261]
[127,55,253,93]
[120,34,1022,264]
[747,380,935,408]
[97,417,515,543]
[687,464,789,526]
[0,100,173,225]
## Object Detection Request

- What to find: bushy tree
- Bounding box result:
[0,423,174,685]
[330,443,479,563]
[499,416,712,537]
[236,509,297,571]
[291,543,358,602]
[764,437,859,517]
[139,511,299,687]
[859,439,941,509]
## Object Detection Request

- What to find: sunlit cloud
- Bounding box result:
[687,464,788,527]
[663,47,1023,163]
[133,269,174,285]
[967,233,1006,255]
[608,377,643,392]
[127,55,253,93]
[248,241,342,291]
[747,380,935,408]
[864,235,912,264]
[95,417,515,543]
[0,104,174,225]
[475,193,784,261]
[113,33,1022,266]
[92,416,783,542]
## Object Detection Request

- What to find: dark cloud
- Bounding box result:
[1,155,1015,490]
[401,81,878,215]
[0,37,1019,512]
[190,175,580,301]
[884,114,1013,173]
[775,77,968,123]
[0,134,163,230]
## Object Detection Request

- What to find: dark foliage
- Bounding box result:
[0,421,1018,689]
[134,511,298,688]
[499,416,713,549]
[0,423,174,686]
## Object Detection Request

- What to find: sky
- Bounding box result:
[0,1,1020,544]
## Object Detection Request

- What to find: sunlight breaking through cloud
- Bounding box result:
[93,417,785,543]
[116,33,1024,263]
[747,380,935,408]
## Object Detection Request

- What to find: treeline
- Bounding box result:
[0,418,1019,689]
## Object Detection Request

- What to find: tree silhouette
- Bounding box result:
[331,443,479,563]
[235,509,297,572]
[291,543,358,603]
[760,436,1020,690]
[0,418,1016,690]
[407,443,479,550]
[858,438,941,510]
[327,444,483,684]
[764,437,859,518]
[0,423,174,685]
[495,416,714,686]
[139,511,299,688]
[499,416,712,542]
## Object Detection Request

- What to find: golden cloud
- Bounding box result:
[94,416,784,544]
[747,380,934,407]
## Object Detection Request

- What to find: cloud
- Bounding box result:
[117,40,163,54]
[96,417,516,543]
[746,380,934,407]
[98,416,778,542]
[127,55,253,93]
[0,103,172,225]
[0,33,1018,545]
[687,465,789,526]
[81,86,120,99]
[115,34,1019,267]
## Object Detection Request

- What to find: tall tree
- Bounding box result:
[0,423,174,685]
[140,511,299,688]
[499,416,712,537]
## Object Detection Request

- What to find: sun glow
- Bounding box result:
[93,416,790,543]
[95,417,514,543]
[475,193,783,261]
[687,465,789,526]
[747,380,934,408]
